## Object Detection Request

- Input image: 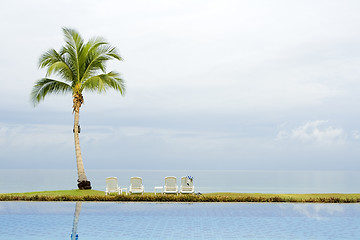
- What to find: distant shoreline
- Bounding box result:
[1,190,360,203]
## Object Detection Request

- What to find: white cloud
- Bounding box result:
[352,130,360,140]
[282,204,344,220]
[0,122,229,157]
[277,120,346,146]
[0,123,72,148]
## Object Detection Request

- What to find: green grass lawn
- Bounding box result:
[1,190,360,203]
[204,192,360,201]
[2,189,105,197]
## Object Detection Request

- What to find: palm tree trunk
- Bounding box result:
[73,93,91,190]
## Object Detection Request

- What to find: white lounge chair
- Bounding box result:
[180,176,195,194]
[163,176,178,194]
[129,177,144,195]
[105,177,121,195]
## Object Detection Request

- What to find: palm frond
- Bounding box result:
[46,61,73,80]
[62,28,84,53]
[81,71,125,94]
[39,49,60,68]
[107,47,122,61]
[88,37,108,51]
[81,37,108,62]
[78,37,108,78]
[60,47,78,77]
[62,28,85,82]
[31,78,72,105]
[81,44,123,82]
[39,48,74,82]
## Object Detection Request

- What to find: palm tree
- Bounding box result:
[31,28,125,189]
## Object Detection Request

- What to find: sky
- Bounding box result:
[0,0,360,171]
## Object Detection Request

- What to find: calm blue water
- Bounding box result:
[0,202,359,240]
[0,169,359,193]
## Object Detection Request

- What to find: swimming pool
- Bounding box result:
[0,202,359,239]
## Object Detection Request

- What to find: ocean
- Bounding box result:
[0,169,359,194]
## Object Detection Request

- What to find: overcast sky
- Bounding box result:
[1,0,360,171]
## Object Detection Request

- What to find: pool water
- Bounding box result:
[0,202,359,239]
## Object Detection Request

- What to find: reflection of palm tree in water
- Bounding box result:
[71,202,82,240]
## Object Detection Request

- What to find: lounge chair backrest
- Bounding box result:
[130,177,142,188]
[106,177,118,191]
[181,176,194,188]
[165,176,177,189]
